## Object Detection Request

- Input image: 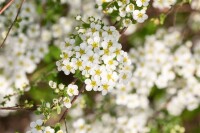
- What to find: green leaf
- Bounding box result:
[82,23,90,28]
[15,22,20,28]
[17,17,22,22]
[159,14,166,25]
[56,105,61,114]
[54,123,61,132]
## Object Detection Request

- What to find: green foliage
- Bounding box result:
[44,45,61,63]
[74,70,86,82]
[159,14,167,25]
[29,85,55,102]
[149,116,182,133]
[128,21,158,47]
[54,123,61,132]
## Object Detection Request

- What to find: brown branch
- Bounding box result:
[0,0,26,48]
[120,27,128,35]
[71,78,78,84]
[64,118,69,133]
[0,0,15,14]
[0,105,37,111]
[59,84,86,122]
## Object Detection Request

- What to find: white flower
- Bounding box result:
[99,82,113,95]
[119,7,127,17]
[57,18,132,95]
[123,19,132,27]
[63,97,72,108]
[104,56,119,70]
[62,60,76,75]
[85,78,100,91]
[41,29,52,42]
[27,24,40,38]
[126,3,135,12]
[67,84,79,96]
[60,51,74,60]
[44,126,55,133]
[49,81,57,89]
[71,58,84,70]
[87,36,100,49]
[136,0,150,7]
[73,118,90,132]
[133,10,148,23]
[52,24,63,38]
[56,130,64,133]
[58,83,65,90]
[30,119,44,133]
[153,0,177,9]
[76,15,82,20]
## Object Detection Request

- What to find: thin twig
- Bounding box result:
[59,84,86,122]
[0,105,37,111]
[0,0,26,48]
[64,118,69,133]
[71,78,78,85]
[119,27,128,35]
[0,0,15,14]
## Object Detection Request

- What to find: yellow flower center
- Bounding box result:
[129,4,134,10]
[36,125,42,131]
[66,65,72,70]
[69,88,74,94]
[92,42,98,48]
[79,49,85,55]
[63,53,69,59]
[95,69,102,76]
[89,56,94,62]
[103,84,109,90]
[115,49,120,55]
[107,74,112,80]
[91,28,96,33]
[108,41,113,47]
[85,66,91,71]
[137,13,143,18]
[122,74,127,80]
[104,49,110,55]
[107,29,113,35]
[108,60,114,65]
[76,60,83,67]
[91,81,97,86]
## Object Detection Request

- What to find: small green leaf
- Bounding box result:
[54,123,61,132]
[159,14,166,25]
[56,105,61,114]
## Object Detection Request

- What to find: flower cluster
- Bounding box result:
[67,28,195,133]
[69,96,150,133]
[128,28,200,116]
[26,119,64,133]
[49,81,79,109]
[34,81,80,121]
[51,0,103,48]
[0,1,51,116]
[57,17,132,95]
[1,0,196,132]
[96,0,149,25]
